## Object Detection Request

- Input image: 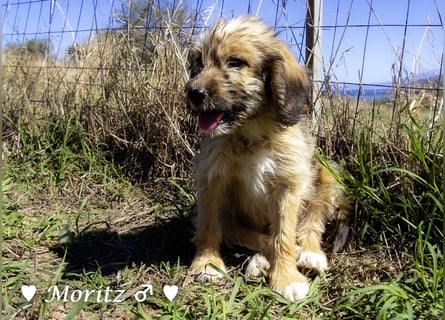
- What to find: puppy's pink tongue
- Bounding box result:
[198,112,224,131]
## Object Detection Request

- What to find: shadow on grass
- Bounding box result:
[51,214,196,279]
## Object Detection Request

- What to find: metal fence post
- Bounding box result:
[306,0,323,134]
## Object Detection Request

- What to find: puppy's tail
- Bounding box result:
[316,162,351,253]
[330,189,350,252]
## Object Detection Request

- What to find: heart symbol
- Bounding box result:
[21,285,36,301]
[163,285,178,302]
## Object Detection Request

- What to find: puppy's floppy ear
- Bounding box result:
[265,43,311,126]
[187,45,203,78]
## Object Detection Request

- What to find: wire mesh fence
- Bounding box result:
[3,2,442,90]
[2,0,443,178]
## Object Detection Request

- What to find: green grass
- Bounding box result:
[2,103,443,319]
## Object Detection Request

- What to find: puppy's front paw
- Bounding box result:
[276,281,310,301]
[271,273,310,301]
[189,255,227,282]
[295,246,328,273]
[245,254,270,278]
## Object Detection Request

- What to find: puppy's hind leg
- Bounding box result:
[220,214,273,279]
[296,164,349,273]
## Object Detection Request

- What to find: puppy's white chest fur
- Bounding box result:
[237,149,276,196]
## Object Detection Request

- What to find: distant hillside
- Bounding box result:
[414,75,443,88]
[410,70,443,88]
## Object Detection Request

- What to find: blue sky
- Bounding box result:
[2,0,443,83]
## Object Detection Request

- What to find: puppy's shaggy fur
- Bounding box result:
[185,16,349,301]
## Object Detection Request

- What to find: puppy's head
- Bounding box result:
[186,16,310,136]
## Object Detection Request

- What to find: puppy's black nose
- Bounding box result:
[187,87,208,106]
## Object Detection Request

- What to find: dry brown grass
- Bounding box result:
[3,13,199,182]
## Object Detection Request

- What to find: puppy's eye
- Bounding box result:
[227,57,247,68]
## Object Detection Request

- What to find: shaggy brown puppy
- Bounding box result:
[185,16,349,301]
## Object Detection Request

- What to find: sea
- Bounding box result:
[333,71,443,101]
[342,87,394,101]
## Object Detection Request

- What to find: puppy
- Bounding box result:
[185,16,349,301]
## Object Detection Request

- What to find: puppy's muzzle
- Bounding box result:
[186,85,228,132]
